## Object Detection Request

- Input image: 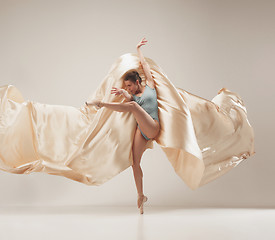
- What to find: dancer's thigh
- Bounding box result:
[129,102,159,138]
[132,127,148,166]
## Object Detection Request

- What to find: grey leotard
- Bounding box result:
[133,84,159,140]
[133,84,159,122]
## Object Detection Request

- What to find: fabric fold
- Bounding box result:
[0,53,255,189]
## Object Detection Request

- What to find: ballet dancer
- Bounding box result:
[85,37,159,214]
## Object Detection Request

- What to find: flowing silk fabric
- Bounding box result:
[0,53,255,190]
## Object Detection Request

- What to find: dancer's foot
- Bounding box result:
[85,100,102,109]
[138,194,148,214]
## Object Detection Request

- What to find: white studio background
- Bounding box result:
[0,0,273,208]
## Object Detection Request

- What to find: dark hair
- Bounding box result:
[123,70,142,84]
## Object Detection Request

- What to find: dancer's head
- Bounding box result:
[123,70,142,95]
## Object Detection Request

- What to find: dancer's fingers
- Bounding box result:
[137,37,147,48]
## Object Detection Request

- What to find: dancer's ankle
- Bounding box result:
[98,102,103,108]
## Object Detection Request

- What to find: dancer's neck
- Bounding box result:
[136,85,144,94]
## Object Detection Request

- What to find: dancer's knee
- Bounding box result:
[132,162,142,172]
[132,164,143,176]
[132,161,140,168]
[128,101,139,112]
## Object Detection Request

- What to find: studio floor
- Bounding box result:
[0,206,274,240]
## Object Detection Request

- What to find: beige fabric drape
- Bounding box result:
[0,53,255,190]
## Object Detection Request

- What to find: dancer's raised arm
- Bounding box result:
[136,38,155,89]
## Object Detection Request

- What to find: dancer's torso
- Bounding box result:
[133,84,159,122]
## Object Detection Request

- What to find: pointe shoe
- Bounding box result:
[138,195,148,215]
[85,100,102,109]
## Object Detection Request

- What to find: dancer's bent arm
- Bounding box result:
[136,38,155,89]
[111,87,133,101]
[121,89,133,101]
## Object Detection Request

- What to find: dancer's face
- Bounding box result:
[124,80,139,95]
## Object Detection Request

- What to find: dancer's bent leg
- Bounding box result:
[100,101,159,139]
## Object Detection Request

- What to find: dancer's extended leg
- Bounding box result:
[100,101,159,139]
[131,127,148,207]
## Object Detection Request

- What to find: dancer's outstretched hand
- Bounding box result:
[111,87,123,96]
[136,37,148,49]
